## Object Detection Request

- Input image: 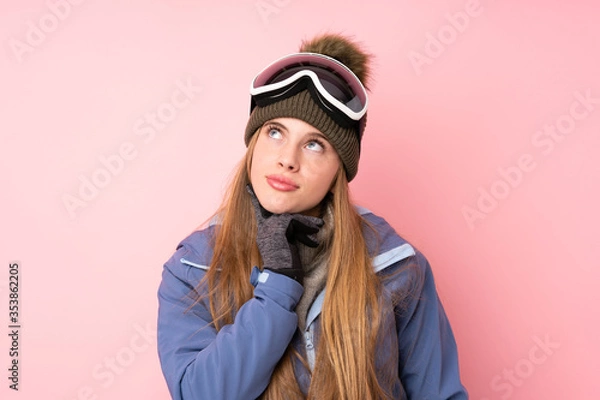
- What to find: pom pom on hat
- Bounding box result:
[299,34,372,90]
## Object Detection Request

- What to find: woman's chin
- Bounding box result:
[262,204,294,215]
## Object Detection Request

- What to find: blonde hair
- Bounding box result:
[196,131,395,399]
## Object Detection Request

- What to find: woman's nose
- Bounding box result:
[277,145,299,171]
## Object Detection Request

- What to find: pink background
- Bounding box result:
[1,0,599,399]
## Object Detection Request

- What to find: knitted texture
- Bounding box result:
[244,89,363,181]
[295,200,334,331]
[247,185,324,285]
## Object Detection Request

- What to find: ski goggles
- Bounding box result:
[249,52,369,129]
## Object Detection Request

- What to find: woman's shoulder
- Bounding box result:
[356,206,432,276]
[162,224,217,283]
[357,206,416,261]
[357,206,434,291]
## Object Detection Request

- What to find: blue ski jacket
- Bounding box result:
[157,207,469,399]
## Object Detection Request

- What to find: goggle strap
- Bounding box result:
[252,77,359,132]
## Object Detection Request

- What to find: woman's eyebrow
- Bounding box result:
[264,120,328,141]
[307,132,329,142]
[264,120,288,131]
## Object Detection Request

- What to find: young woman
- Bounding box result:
[157,34,468,399]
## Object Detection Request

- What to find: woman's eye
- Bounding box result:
[267,128,282,139]
[306,140,324,152]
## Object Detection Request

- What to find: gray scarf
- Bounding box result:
[295,202,334,331]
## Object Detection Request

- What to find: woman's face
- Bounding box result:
[250,117,340,215]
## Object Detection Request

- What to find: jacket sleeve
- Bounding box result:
[395,251,469,400]
[157,244,304,400]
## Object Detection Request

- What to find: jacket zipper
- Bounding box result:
[304,327,315,371]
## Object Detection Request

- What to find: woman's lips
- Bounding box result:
[266,175,299,192]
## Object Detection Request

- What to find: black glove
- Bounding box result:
[247,185,324,285]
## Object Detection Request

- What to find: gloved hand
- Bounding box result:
[247,185,324,285]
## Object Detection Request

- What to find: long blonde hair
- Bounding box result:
[198,132,395,399]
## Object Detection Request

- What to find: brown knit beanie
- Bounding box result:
[244,34,372,181]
